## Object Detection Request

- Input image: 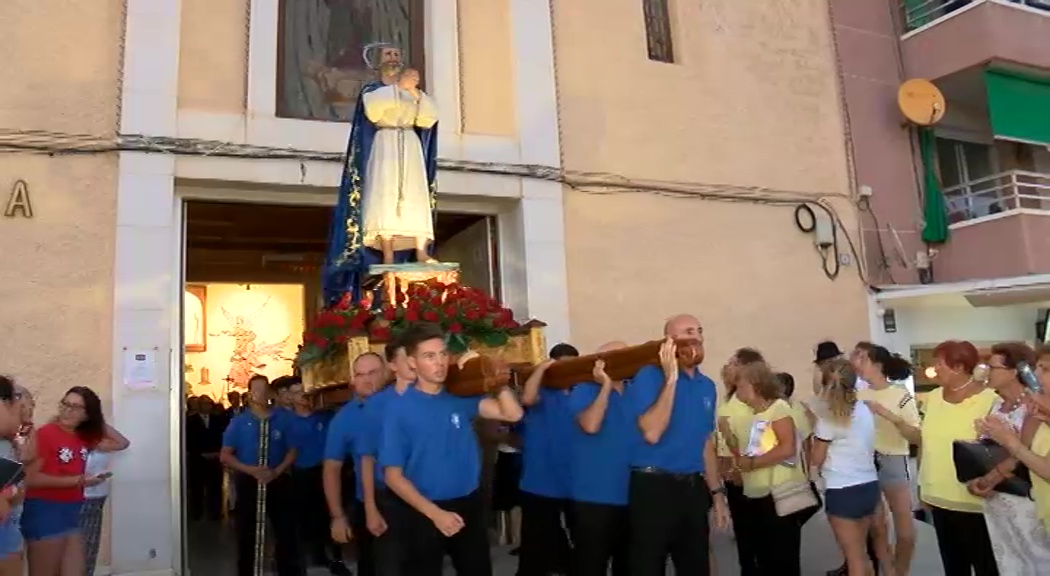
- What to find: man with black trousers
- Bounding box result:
[220,374,303,576]
[278,375,351,576]
[379,322,524,576]
[186,395,226,521]
[517,343,580,576]
[567,341,635,576]
[324,351,388,575]
[623,314,730,576]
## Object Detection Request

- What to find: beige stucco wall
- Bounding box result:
[554,0,869,387]
[0,0,121,420]
[458,0,517,136]
[0,0,123,566]
[178,0,249,113]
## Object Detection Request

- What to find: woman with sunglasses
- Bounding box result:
[21,387,126,576]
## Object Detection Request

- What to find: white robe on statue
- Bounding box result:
[361,85,439,252]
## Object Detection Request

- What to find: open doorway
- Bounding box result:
[179,199,501,575]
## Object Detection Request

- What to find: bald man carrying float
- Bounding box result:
[623,314,730,576]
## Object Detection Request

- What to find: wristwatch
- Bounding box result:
[710,485,726,497]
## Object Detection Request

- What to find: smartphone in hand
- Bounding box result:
[0,458,23,489]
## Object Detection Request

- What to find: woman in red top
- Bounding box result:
[22,387,125,576]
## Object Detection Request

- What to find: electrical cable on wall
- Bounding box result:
[0,127,870,286]
[792,204,842,281]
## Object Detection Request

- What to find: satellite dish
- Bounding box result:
[898,79,946,126]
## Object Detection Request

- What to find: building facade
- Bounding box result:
[0,0,871,574]
[833,0,1050,383]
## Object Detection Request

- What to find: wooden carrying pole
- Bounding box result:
[443,338,700,396]
[516,339,665,390]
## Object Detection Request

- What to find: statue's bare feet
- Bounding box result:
[415,250,437,264]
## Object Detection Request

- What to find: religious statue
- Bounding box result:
[322,43,439,305]
[361,67,439,264]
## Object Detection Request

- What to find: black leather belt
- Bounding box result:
[632,467,703,483]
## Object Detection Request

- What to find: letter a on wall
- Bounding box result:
[4,180,33,219]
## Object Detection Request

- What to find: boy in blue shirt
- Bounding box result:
[323,351,387,576]
[623,314,730,576]
[220,374,302,576]
[567,342,635,576]
[517,343,579,576]
[277,375,348,575]
[379,322,523,576]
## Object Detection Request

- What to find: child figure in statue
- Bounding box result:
[360,66,440,265]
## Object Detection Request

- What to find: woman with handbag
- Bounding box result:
[730,359,817,576]
[716,348,766,576]
[809,358,893,576]
[977,345,1050,575]
[854,345,920,575]
[967,342,1049,574]
[918,340,999,576]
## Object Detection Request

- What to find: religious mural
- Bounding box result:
[184,284,305,399]
[276,0,422,121]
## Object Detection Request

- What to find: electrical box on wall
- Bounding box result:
[814,213,834,248]
[883,309,897,333]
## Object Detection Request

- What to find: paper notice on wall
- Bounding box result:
[123,349,157,391]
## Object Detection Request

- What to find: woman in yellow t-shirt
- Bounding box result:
[919,340,999,576]
[855,344,920,576]
[716,348,762,576]
[729,360,814,576]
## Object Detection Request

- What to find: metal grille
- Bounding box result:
[643,0,674,63]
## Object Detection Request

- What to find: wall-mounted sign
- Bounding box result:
[4,180,32,219]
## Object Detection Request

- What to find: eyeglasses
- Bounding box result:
[60,400,85,411]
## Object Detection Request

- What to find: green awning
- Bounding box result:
[919,127,948,244]
[985,69,1050,146]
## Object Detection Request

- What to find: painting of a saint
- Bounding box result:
[277,0,425,122]
[184,285,207,352]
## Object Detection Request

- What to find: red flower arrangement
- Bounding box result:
[378,280,520,353]
[295,281,521,367]
[295,293,374,367]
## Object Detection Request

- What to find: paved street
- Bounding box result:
[188,510,945,575]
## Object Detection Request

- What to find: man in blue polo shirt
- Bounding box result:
[220,374,302,576]
[623,314,730,576]
[323,351,387,576]
[278,375,348,575]
[344,336,418,576]
[379,322,524,575]
[568,341,636,576]
[517,343,579,576]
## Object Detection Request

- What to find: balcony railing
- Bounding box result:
[903,0,1050,32]
[944,170,1050,225]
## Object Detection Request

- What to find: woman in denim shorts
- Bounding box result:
[854,344,922,575]
[22,387,125,576]
[810,359,892,576]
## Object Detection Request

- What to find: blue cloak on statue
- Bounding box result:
[321,81,439,306]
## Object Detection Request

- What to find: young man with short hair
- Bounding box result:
[220,374,302,576]
[380,322,523,575]
[277,375,349,575]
